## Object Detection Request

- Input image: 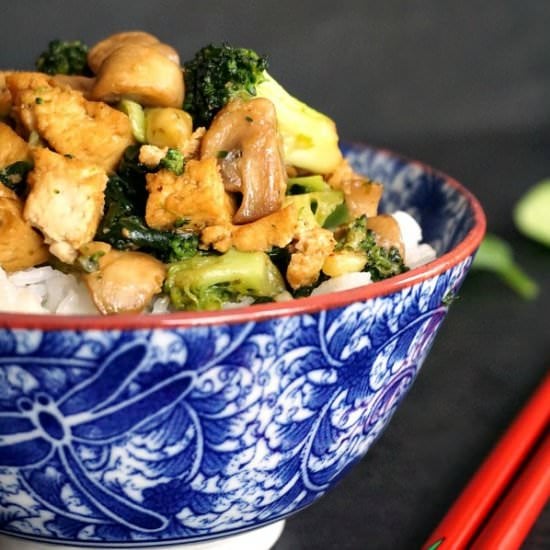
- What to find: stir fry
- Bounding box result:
[0,32,411,314]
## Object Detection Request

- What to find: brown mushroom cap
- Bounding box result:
[90,44,184,108]
[201,98,287,224]
[52,75,96,99]
[82,246,166,314]
[88,31,180,73]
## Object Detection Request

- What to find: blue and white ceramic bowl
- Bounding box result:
[0,144,485,550]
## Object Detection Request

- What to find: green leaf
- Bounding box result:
[514,178,550,247]
[472,233,539,300]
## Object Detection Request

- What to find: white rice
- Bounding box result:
[0,211,435,315]
[1,266,97,314]
[392,210,437,269]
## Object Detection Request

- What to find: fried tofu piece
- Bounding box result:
[201,203,299,253]
[287,223,336,290]
[145,157,235,231]
[24,148,108,264]
[5,72,53,134]
[0,121,31,169]
[0,186,49,272]
[81,242,166,315]
[7,73,133,172]
[328,159,383,218]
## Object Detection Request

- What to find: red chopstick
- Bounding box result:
[470,430,550,549]
[422,370,550,550]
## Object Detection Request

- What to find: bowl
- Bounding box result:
[0,143,485,550]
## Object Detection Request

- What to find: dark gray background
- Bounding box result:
[1,0,549,145]
[1,2,549,549]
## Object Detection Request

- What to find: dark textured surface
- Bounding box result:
[0,3,549,547]
[1,0,549,144]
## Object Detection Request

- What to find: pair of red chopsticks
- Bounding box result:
[422,370,550,550]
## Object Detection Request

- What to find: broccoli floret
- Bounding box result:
[96,173,198,263]
[183,44,267,127]
[0,161,32,198]
[35,39,91,76]
[183,43,342,174]
[159,148,185,175]
[287,175,330,195]
[164,248,286,311]
[336,215,408,282]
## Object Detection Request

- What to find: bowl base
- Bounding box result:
[0,521,285,550]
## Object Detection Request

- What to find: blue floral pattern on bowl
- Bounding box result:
[0,144,482,546]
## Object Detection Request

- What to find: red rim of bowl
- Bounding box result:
[1,146,486,331]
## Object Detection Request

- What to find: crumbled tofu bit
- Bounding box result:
[232,204,298,251]
[145,157,235,231]
[201,203,299,253]
[24,148,108,264]
[328,158,383,218]
[287,224,336,290]
[180,127,206,159]
[0,121,30,169]
[0,193,49,272]
[83,249,166,315]
[200,224,233,252]
[7,74,133,172]
[139,144,168,167]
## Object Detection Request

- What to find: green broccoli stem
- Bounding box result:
[165,249,286,311]
[256,73,342,174]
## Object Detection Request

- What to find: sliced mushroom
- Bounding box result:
[90,44,184,108]
[87,31,180,73]
[82,244,166,315]
[328,159,383,218]
[52,74,96,98]
[367,214,404,257]
[201,98,287,224]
